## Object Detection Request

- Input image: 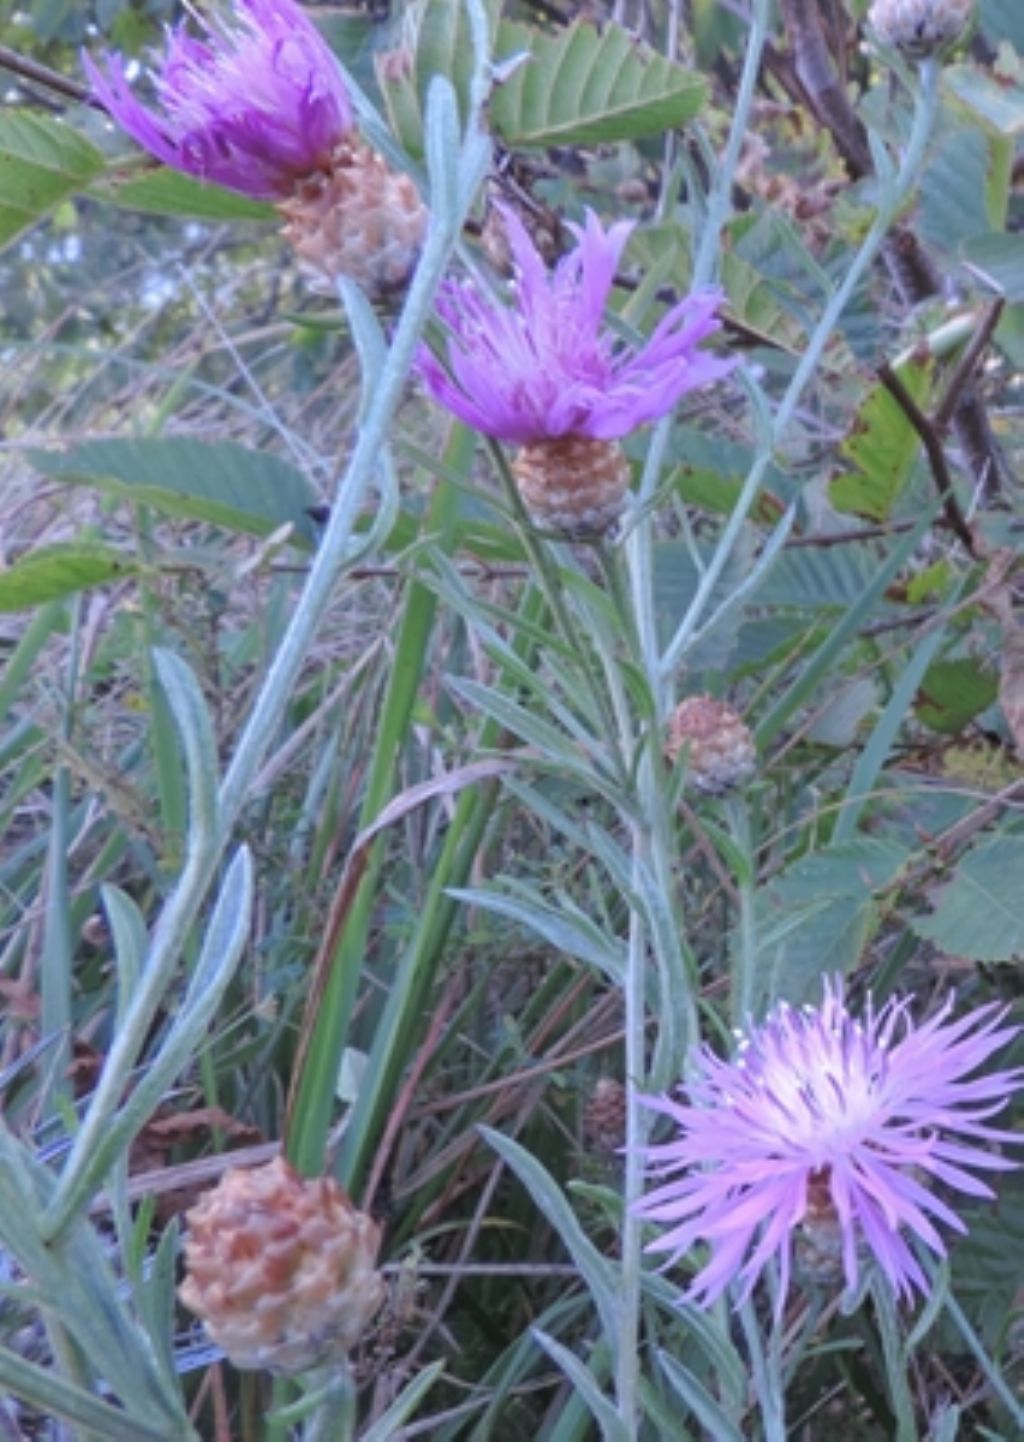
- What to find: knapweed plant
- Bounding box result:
[0,0,1021,1437]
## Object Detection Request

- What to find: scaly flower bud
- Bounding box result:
[179,1156,384,1374]
[666,696,756,794]
[868,0,973,56]
[279,140,425,298]
[583,1077,628,1156]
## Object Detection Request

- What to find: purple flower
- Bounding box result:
[83,0,354,200]
[634,980,1023,1311]
[417,207,734,444]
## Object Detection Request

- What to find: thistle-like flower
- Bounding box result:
[83,0,354,201]
[634,980,1023,1312]
[418,207,733,537]
[84,0,425,295]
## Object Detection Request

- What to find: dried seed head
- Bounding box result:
[179,1156,384,1374]
[583,1077,627,1156]
[868,0,973,56]
[279,140,426,301]
[666,696,756,794]
[511,436,630,538]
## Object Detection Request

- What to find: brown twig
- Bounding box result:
[933,297,1006,432]
[877,361,977,556]
[775,0,872,176]
[0,45,93,105]
[773,1,1009,500]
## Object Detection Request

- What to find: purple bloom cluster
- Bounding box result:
[635,980,1023,1311]
[417,206,733,445]
[83,0,353,200]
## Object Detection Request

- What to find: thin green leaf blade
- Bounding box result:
[480,1126,621,1349]
[0,542,137,611]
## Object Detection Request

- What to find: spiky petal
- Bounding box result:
[633,980,1023,1313]
[417,206,734,446]
[83,0,354,200]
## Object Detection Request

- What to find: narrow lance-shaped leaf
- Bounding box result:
[30,437,320,547]
[0,542,138,612]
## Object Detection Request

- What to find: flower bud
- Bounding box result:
[583,1077,627,1156]
[179,1156,383,1374]
[511,436,630,538]
[279,140,426,300]
[868,0,973,56]
[666,696,756,794]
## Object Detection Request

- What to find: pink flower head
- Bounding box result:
[634,980,1023,1312]
[417,207,734,444]
[83,0,354,200]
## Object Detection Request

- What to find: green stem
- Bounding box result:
[659,55,942,684]
[42,65,492,1242]
[726,797,757,1029]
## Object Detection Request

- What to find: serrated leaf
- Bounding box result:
[912,835,1024,961]
[915,658,999,733]
[960,232,1024,299]
[382,11,706,156]
[757,542,886,609]
[492,20,706,149]
[830,355,933,521]
[0,543,137,611]
[627,215,809,353]
[920,122,991,257]
[944,62,1024,138]
[103,168,274,220]
[752,839,910,1007]
[652,535,758,672]
[30,438,319,546]
[667,427,791,522]
[0,111,105,250]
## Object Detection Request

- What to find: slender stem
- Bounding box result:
[614,4,774,1433]
[726,797,758,1029]
[691,0,772,292]
[488,442,629,779]
[43,88,491,1240]
[659,56,942,683]
[616,822,652,1436]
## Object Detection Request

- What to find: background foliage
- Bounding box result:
[0,0,1022,1437]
